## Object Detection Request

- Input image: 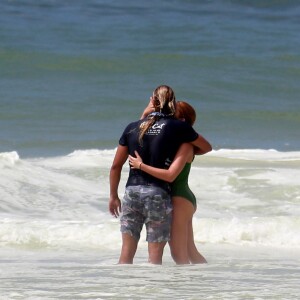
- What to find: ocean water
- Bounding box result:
[1,149,300,299]
[1,0,300,299]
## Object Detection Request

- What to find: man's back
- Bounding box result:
[119,116,198,188]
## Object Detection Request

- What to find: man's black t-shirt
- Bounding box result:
[119,116,198,190]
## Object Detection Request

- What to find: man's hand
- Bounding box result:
[109,196,121,218]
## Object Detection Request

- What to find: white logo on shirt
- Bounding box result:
[146,122,166,136]
[152,123,165,130]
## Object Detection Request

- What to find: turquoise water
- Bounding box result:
[1,0,300,157]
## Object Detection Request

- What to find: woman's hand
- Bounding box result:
[140,96,156,119]
[129,151,143,169]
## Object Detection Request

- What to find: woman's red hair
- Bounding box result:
[175,101,196,126]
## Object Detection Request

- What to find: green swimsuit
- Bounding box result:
[171,162,197,207]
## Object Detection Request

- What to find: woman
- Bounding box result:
[129,101,208,264]
[109,86,211,265]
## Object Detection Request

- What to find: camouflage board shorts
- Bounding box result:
[120,185,172,243]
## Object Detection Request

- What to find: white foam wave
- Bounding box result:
[29,148,119,170]
[208,149,300,161]
[0,151,20,167]
[1,215,299,250]
[193,216,300,248]
[1,148,299,251]
[66,148,300,161]
[0,150,110,217]
[0,218,121,250]
[3,148,300,166]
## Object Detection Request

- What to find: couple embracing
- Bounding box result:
[109,85,212,265]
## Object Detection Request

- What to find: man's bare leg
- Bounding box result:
[118,233,138,264]
[148,242,167,264]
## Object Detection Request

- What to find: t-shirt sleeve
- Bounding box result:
[181,122,199,143]
[119,124,130,146]
[119,121,139,146]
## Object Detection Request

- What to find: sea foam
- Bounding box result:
[1,149,299,251]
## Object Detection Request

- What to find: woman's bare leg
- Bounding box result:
[169,197,194,264]
[187,219,207,264]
